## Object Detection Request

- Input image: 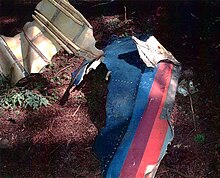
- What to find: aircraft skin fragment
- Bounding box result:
[0,0,103,85]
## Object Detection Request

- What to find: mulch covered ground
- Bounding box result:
[0,1,220,178]
[0,50,108,177]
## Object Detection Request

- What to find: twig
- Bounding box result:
[72,104,81,117]
[198,117,208,125]
[124,6,127,21]
[48,130,55,138]
[48,119,56,137]
[95,171,101,176]
[49,144,62,155]
[203,141,217,147]
[189,93,197,131]
[49,119,55,131]
[215,44,220,48]
[92,1,113,8]
[165,166,197,178]
[156,170,169,175]
[185,128,196,141]
[54,64,73,78]
[184,117,209,142]
[190,13,199,20]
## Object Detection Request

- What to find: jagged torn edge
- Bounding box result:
[132,36,180,68]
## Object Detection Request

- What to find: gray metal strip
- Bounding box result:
[160,64,182,119]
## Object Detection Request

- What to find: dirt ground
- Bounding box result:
[0,1,220,178]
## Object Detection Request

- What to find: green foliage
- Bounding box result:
[194,133,205,144]
[0,89,49,110]
[48,89,59,103]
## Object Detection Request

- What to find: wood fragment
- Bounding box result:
[124,6,127,21]
[54,64,74,78]
[189,93,197,130]
[49,119,55,131]
[72,104,81,118]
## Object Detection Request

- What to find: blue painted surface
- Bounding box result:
[93,35,152,176]
[68,34,178,178]
[106,67,157,178]
[71,60,90,85]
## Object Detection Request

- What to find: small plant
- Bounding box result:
[49,89,59,103]
[0,89,49,110]
[194,133,205,144]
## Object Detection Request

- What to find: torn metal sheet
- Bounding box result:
[0,0,103,85]
[93,35,181,178]
[132,36,180,68]
[60,57,102,105]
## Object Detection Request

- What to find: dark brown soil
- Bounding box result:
[0,1,220,178]
[0,50,108,177]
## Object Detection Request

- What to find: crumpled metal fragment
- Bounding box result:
[177,79,199,96]
[0,0,103,85]
[132,36,180,68]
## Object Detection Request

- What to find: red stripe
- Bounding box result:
[135,113,169,177]
[119,63,173,178]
